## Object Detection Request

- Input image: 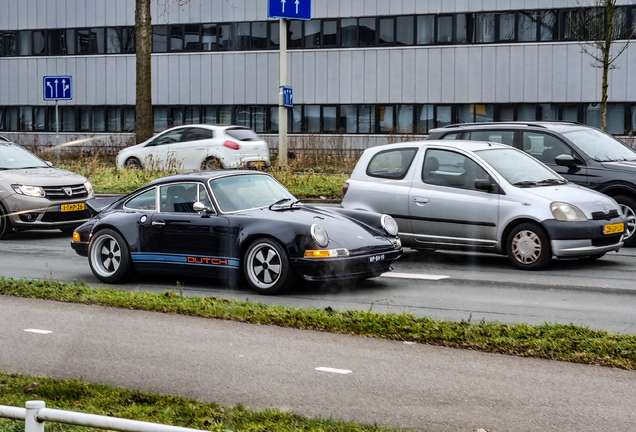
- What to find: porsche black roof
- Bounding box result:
[145,170,270,186]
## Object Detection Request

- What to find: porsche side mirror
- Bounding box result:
[45,161,53,167]
[193,201,213,216]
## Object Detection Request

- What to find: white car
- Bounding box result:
[116,125,271,171]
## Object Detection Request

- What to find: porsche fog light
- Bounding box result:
[550,202,587,222]
[311,224,329,247]
[381,214,399,236]
[12,184,45,197]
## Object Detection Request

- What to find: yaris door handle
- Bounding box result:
[413,197,429,206]
[151,221,165,227]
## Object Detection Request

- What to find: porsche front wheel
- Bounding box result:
[88,229,135,283]
[243,238,295,294]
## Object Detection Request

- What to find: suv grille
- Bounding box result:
[42,185,88,200]
[591,210,619,221]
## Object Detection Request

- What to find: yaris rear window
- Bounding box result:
[366,148,418,179]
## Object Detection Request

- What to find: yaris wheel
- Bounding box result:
[88,229,135,283]
[507,222,552,270]
[615,195,636,247]
[243,238,295,294]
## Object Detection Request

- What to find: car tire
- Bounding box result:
[88,228,135,283]
[0,202,12,239]
[506,222,552,270]
[202,157,223,171]
[243,238,296,294]
[124,157,142,170]
[614,195,636,247]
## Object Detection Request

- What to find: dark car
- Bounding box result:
[428,122,636,246]
[71,171,402,294]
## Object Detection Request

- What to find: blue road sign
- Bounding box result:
[43,76,73,101]
[282,86,293,107]
[268,0,311,20]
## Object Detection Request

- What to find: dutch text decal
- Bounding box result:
[131,252,239,269]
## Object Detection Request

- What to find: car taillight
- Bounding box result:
[342,181,349,197]
[223,140,240,150]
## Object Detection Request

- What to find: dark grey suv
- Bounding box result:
[428,122,636,246]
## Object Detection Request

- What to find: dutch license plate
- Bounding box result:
[59,203,85,212]
[604,222,624,235]
[369,254,386,263]
[252,161,265,166]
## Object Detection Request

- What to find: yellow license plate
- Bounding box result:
[60,203,85,212]
[604,223,624,235]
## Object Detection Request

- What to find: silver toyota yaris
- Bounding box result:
[0,142,94,238]
[342,140,626,270]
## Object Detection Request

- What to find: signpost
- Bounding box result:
[43,76,73,164]
[268,0,311,166]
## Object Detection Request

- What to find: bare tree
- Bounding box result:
[135,0,190,144]
[573,0,633,131]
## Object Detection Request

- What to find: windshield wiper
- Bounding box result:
[269,198,291,210]
[512,180,538,187]
[536,178,568,185]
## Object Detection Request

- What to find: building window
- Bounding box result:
[202,25,217,50]
[252,106,267,133]
[323,106,337,132]
[417,15,435,44]
[437,15,453,43]
[218,106,231,124]
[288,20,302,48]
[379,17,394,45]
[497,12,516,41]
[517,104,537,121]
[269,107,278,133]
[19,107,32,131]
[416,105,434,133]
[218,24,232,51]
[252,22,267,49]
[152,26,167,53]
[341,18,357,47]
[304,20,320,48]
[93,107,106,131]
[79,106,91,131]
[290,105,302,133]
[170,26,184,51]
[323,20,337,46]
[518,11,539,42]
[474,13,495,43]
[18,31,32,56]
[358,105,375,133]
[304,105,320,133]
[539,104,557,121]
[2,31,17,56]
[631,105,636,134]
[562,104,580,122]
[185,106,200,124]
[107,28,122,53]
[33,30,46,55]
[269,22,280,49]
[540,10,558,41]
[340,105,357,133]
[458,105,474,123]
[202,106,217,123]
[5,107,19,131]
[358,18,376,46]
[378,105,394,133]
[33,107,45,131]
[234,22,251,50]
[396,16,414,45]
[396,105,414,133]
[436,105,453,128]
[607,104,625,135]
[109,106,122,131]
[184,25,201,51]
[455,14,471,44]
[61,107,76,132]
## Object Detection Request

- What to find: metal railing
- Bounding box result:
[0,401,206,432]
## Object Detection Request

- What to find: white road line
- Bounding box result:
[381,272,450,281]
[24,329,53,334]
[315,367,352,374]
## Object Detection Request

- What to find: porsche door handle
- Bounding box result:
[413,197,429,206]
[151,221,165,227]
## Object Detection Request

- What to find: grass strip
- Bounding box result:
[0,372,398,432]
[2,277,636,370]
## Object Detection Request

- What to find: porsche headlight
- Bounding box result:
[381,214,399,236]
[84,181,93,194]
[311,224,329,247]
[551,202,587,222]
[12,184,45,197]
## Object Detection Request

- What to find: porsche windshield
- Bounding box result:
[209,174,295,212]
[0,144,48,169]
[475,147,565,187]
[562,129,636,162]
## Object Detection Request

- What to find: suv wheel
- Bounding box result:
[615,195,636,247]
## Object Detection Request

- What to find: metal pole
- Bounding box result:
[55,100,60,165]
[25,401,45,432]
[278,17,288,167]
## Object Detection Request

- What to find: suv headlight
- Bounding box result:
[551,202,587,222]
[12,184,45,197]
[84,181,93,194]
[381,214,399,236]
[311,224,329,247]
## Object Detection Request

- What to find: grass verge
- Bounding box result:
[2,277,636,370]
[0,372,397,432]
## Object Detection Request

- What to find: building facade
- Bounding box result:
[1,0,635,151]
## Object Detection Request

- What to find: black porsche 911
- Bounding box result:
[71,171,402,294]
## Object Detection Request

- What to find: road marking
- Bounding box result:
[24,329,53,334]
[381,272,450,281]
[315,367,352,374]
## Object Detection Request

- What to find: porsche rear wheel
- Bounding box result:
[88,229,135,283]
[243,238,295,294]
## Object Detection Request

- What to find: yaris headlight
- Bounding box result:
[311,224,329,247]
[551,202,587,222]
[12,184,45,197]
[381,214,399,236]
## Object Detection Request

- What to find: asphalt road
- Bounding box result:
[1,229,636,333]
[2,295,636,432]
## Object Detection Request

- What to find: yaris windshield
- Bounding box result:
[209,174,295,212]
[0,144,48,169]
[475,148,566,187]
[562,129,636,162]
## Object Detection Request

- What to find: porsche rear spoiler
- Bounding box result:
[86,196,120,216]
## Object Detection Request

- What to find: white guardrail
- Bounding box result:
[0,401,206,432]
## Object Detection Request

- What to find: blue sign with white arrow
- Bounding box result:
[43,76,73,101]
[268,0,311,20]
[282,86,293,107]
